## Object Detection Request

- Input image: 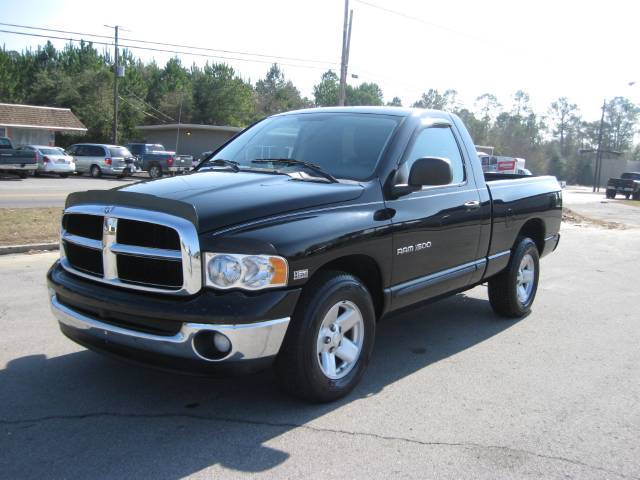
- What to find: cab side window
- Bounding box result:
[403,127,465,185]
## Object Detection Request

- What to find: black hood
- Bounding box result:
[66,171,364,233]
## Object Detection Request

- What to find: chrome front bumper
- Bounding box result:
[50,294,290,364]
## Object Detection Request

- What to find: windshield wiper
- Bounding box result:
[252,158,338,183]
[200,158,240,172]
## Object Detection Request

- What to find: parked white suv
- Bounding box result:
[19,145,75,177]
[67,143,136,178]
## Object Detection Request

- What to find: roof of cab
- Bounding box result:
[275,106,451,118]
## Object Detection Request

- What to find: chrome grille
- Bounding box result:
[60,204,201,295]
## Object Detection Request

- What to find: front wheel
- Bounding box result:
[625,193,631,200]
[276,271,376,403]
[488,237,540,318]
[606,190,615,199]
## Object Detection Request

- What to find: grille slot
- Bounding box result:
[117,255,183,289]
[117,219,181,250]
[64,241,103,276]
[63,214,103,240]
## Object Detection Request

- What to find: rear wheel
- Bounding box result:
[606,190,615,199]
[149,164,162,179]
[90,165,102,178]
[276,271,376,402]
[488,237,540,318]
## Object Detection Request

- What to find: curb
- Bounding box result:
[0,243,59,255]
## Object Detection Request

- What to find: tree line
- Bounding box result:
[1,41,639,184]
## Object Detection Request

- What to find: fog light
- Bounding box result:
[193,331,233,361]
[213,332,231,354]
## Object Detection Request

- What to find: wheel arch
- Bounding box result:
[516,218,545,254]
[309,254,384,320]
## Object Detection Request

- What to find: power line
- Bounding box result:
[0,21,338,66]
[353,0,504,46]
[124,90,176,122]
[0,28,332,71]
[118,95,167,123]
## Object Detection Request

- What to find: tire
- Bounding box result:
[275,271,376,403]
[90,165,102,178]
[488,237,540,318]
[148,164,162,179]
[633,191,640,201]
[18,172,27,179]
[625,194,631,200]
[606,190,615,199]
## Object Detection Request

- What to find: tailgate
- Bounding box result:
[175,155,192,168]
[0,150,37,166]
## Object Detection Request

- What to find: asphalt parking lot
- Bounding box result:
[1,220,639,479]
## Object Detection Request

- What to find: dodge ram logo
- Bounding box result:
[104,217,118,235]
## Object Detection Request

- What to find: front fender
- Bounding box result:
[198,200,394,290]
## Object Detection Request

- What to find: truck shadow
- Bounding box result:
[0,291,519,479]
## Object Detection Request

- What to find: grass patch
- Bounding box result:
[0,208,63,246]
[619,200,640,208]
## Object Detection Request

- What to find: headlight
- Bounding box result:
[204,253,288,290]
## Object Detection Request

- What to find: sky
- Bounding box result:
[1,0,639,121]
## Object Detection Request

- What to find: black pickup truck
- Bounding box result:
[0,137,37,177]
[47,107,561,402]
[606,172,640,200]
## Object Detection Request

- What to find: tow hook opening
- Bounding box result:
[193,330,232,361]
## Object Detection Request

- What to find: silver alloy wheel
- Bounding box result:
[149,165,161,178]
[316,300,365,380]
[516,253,535,304]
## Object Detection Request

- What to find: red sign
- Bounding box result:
[497,160,516,171]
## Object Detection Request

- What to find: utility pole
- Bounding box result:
[112,25,119,144]
[338,0,353,106]
[592,99,606,192]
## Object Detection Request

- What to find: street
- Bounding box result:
[1,222,639,479]
[0,174,141,208]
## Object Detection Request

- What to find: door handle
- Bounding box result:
[464,201,481,209]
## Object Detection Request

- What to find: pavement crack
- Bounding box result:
[1,411,636,479]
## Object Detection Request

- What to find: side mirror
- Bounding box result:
[409,157,453,187]
[391,157,453,197]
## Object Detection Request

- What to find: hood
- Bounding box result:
[68,171,364,233]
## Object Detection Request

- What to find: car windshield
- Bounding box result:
[148,144,166,153]
[621,173,640,180]
[39,148,62,155]
[109,147,132,157]
[212,113,401,180]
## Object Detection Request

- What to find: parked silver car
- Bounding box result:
[67,143,137,178]
[19,145,76,177]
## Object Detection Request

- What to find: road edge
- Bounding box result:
[0,243,59,255]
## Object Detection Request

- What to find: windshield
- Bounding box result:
[148,144,166,153]
[212,113,401,180]
[39,148,63,155]
[109,147,132,157]
[621,173,640,180]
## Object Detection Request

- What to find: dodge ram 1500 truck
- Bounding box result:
[47,107,561,402]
